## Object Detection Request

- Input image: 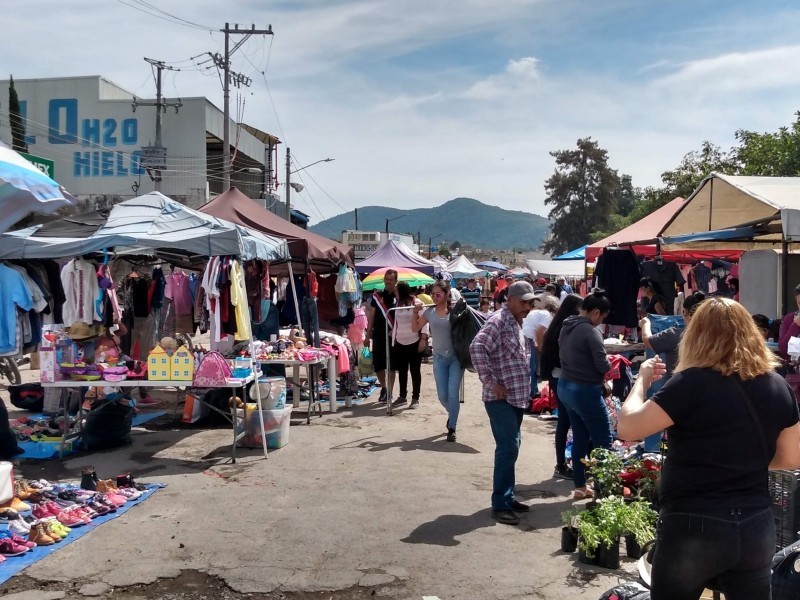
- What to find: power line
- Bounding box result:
[114,0,213,31]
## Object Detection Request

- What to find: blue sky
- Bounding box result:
[3,0,800,224]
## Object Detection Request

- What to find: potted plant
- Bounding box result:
[621,500,658,559]
[583,447,625,499]
[576,496,627,568]
[560,507,580,552]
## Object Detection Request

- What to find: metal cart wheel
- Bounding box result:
[0,357,21,386]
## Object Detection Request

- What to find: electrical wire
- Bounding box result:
[114,0,214,31]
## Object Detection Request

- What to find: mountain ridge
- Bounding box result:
[310,197,550,250]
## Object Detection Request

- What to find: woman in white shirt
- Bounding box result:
[391,282,427,409]
[522,295,559,397]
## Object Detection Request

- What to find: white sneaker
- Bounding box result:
[9,519,31,535]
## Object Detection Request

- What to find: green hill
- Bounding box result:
[310,198,550,250]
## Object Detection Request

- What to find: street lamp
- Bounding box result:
[385,214,409,233]
[428,233,443,259]
[285,147,334,220]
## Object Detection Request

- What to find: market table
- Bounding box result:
[603,342,645,354]
[258,353,346,424]
[41,375,262,461]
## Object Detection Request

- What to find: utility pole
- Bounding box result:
[354,208,358,230]
[285,146,291,220]
[219,23,273,192]
[133,58,182,192]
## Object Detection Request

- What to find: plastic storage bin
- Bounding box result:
[240,406,292,449]
[252,376,286,410]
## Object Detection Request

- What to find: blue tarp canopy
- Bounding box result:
[0,192,289,261]
[474,260,509,271]
[660,226,758,247]
[553,245,587,260]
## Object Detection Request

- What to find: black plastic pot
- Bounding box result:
[598,541,621,570]
[561,527,578,552]
[625,534,643,559]
[578,546,599,565]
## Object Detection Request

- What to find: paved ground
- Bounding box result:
[0,362,641,600]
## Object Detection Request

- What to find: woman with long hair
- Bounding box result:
[539,294,583,479]
[557,289,613,499]
[413,280,464,441]
[639,277,668,315]
[619,298,800,600]
[391,282,426,408]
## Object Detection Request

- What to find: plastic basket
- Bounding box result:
[769,470,800,551]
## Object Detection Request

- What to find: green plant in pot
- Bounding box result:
[621,499,658,558]
[583,447,624,499]
[576,496,627,568]
[560,507,580,552]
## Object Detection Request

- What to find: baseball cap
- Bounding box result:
[508,281,536,302]
[504,274,514,281]
[537,277,547,286]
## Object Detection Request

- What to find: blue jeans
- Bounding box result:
[432,351,463,429]
[557,378,612,488]
[484,400,524,511]
[549,377,571,466]
[529,340,538,397]
[651,507,775,600]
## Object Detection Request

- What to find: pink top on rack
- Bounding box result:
[165,271,193,316]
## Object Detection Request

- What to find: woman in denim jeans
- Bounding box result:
[618,298,800,600]
[557,289,613,499]
[412,280,463,442]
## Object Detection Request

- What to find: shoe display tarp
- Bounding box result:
[0,484,163,584]
[15,411,166,460]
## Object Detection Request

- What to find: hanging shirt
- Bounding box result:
[594,249,640,327]
[0,264,34,355]
[230,260,252,341]
[165,270,193,316]
[61,258,101,326]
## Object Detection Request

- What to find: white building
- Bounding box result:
[0,75,282,211]
[342,230,419,259]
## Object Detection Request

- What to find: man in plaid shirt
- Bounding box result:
[470,281,536,526]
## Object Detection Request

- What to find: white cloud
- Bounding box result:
[463,57,541,100]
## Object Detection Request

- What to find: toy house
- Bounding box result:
[171,347,195,381]
[147,344,171,381]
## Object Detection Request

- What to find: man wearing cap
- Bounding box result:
[470,281,536,526]
[460,278,481,309]
[493,274,515,310]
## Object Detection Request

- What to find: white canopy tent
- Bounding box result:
[660,173,800,250]
[526,259,585,278]
[446,255,489,278]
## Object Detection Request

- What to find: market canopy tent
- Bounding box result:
[355,239,436,275]
[553,245,587,260]
[0,192,289,261]
[198,187,353,272]
[660,173,800,249]
[445,255,489,279]
[0,141,77,233]
[474,260,509,271]
[526,259,584,278]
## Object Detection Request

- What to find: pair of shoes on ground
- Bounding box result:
[553,464,574,480]
[492,500,530,526]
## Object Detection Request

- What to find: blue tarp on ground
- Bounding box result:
[16,411,166,460]
[0,484,163,584]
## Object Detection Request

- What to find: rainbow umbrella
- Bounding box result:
[361,266,434,291]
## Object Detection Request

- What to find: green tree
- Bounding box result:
[542,138,620,255]
[615,174,639,217]
[660,141,737,200]
[437,246,452,260]
[449,240,461,251]
[734,112,800,176]
[8,75,28,153]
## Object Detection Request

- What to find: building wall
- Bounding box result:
[342,230,419,259]
[0,76,276,209]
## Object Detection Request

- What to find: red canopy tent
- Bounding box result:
[198,187,353,273]
[585,197,742,263]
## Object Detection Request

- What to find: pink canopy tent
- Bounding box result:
[585,197,742,262]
